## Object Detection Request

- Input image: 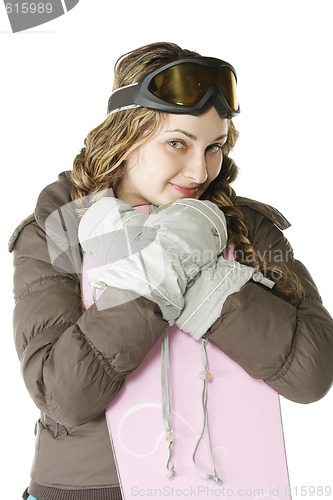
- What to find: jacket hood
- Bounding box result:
[234,196,290,231]
[34,171,82,274]
[35,171,73,230]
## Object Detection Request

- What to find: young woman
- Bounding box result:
[10,41,333,500]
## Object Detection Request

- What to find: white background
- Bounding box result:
[1,0,332,498]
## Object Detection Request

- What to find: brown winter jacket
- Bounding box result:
[10,171,333,500]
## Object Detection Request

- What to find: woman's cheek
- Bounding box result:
[208,155,223,182]
[163,155,184,177]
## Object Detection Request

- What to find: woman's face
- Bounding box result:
[115,106,229,207]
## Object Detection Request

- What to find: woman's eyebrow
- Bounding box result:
[164,129,227,141]
[214,134,228,141]
[164,129,197,140]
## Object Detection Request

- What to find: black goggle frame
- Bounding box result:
[107,57,240,119]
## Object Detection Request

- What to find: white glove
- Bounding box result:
[176,256,275,340]
[78,196,149,266]
[79,197,228,325]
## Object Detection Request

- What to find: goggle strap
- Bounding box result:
[107,104,140,116]
[107,83,139,115]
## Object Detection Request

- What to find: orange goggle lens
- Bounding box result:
[148,63,238,111]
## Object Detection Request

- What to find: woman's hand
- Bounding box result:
[175,256,263,339]
[79,197,229,325]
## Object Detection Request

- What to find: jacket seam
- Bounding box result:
[21,321,75,353]
[30,481,120,489]
[16,274,76,301]
[8,213,36,252]
[79,328,125,383]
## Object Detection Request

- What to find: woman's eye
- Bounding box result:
[206,144,223,153]
[168,140,184,149]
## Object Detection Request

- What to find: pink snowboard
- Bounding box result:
[82,204,291,500]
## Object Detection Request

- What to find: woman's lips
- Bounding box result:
[169,183,198,195]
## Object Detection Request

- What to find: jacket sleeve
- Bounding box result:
[208,209,333,404]
[11,218,167,428]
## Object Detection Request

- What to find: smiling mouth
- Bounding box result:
[169,183,199,195]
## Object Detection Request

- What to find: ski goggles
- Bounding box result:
[107,57,240,118]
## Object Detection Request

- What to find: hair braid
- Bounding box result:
[204,157,304,307]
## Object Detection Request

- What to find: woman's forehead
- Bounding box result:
[158,108,229,139]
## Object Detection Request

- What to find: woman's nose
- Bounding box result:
[182,153,208,184]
